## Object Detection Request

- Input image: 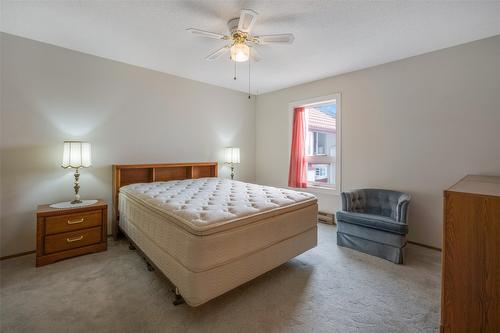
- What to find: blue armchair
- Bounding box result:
[336,189,410,264]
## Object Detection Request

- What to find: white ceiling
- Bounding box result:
[2,1,500,95]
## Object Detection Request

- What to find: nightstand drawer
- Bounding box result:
[44,227,102,254]
[45,210,102,235]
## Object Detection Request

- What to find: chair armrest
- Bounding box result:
[341,192,350,211]
[396,194,411,223]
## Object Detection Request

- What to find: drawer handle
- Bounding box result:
[66,235,84,243]
[67,218,84,225]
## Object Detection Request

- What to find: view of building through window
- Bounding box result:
[305,100,337,188]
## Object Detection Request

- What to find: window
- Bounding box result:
[290,95,341,192]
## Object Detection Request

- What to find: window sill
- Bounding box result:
[291,185,340,196]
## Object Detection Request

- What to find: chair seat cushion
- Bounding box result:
[336,211,408,235]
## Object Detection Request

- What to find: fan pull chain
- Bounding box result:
[248,49,251,99]
[233,61,237,80]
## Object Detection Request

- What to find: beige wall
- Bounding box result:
[0,33,256,257]
[256,35,500,249]
[2,32,499,255]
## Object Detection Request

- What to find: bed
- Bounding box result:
[112,162,318,306]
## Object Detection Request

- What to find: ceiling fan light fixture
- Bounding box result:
[187,8,295,96]
[230,43,249,62]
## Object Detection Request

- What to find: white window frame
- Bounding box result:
[288,93,342,195]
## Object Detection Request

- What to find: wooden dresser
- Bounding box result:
[441,175,500,332]
[36,200,107,266]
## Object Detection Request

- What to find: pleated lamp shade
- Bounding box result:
[61,141,92,168]
[224,147,240,164]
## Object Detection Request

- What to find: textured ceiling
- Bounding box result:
[1,1,500,94]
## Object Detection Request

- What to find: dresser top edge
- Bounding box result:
[446,175,500,197]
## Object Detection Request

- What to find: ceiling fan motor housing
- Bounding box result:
[228,19,250,46]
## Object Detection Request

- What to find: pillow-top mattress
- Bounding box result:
[118,178,317,273]
[119,178,316,235]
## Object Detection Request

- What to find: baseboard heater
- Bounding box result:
[318,211,335,225]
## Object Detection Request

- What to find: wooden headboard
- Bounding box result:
[112,162,218,239]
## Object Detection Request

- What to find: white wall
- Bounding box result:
[0,33,256,257]
[256,35,500,249]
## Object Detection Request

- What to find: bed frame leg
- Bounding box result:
[146,261,155,272]
[172,287,185,306]
[143,257,154,271]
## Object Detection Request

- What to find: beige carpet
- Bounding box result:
[0,224,441,332]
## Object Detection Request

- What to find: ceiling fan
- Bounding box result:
[187,9,295,63]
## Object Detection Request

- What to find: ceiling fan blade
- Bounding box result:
[205,46,230,61]
[250,47,262,62]
[254,33,295,45]
[186,28,228,40]
[237,9,258,33]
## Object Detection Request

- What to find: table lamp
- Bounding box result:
[224,147,240,180]
[61,141,92,204]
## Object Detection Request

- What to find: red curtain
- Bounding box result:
[288,107,307,188]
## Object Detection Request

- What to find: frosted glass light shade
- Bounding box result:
[230,43,249,62]
[61,141,92,168]
[225,147,240,164]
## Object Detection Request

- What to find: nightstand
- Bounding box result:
[36,200,107,266]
